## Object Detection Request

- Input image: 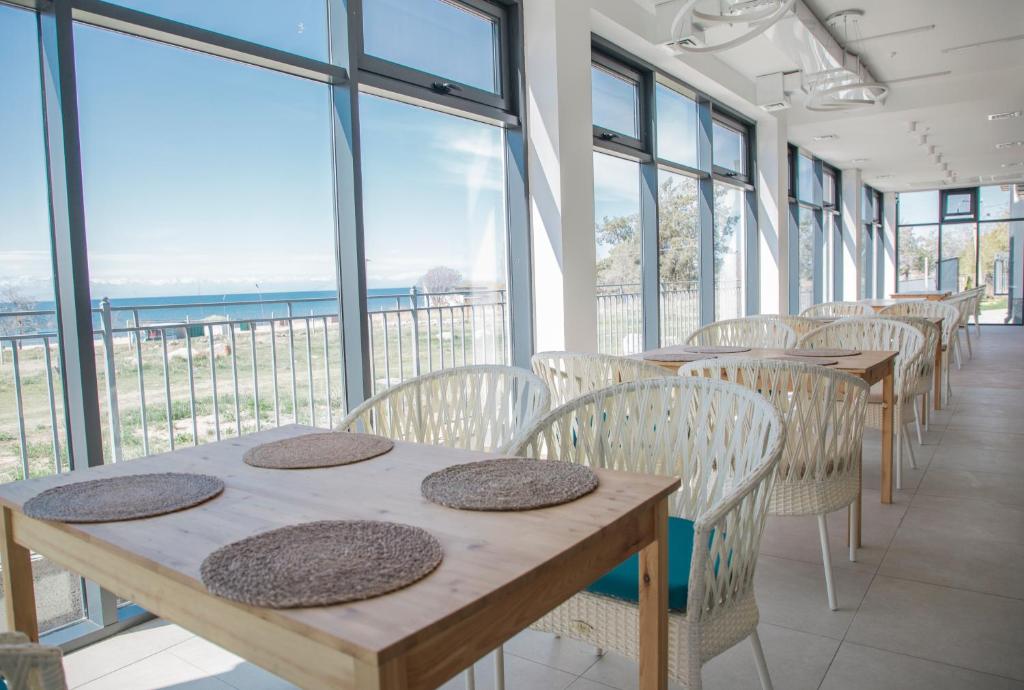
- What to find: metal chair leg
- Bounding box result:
[750,628,774,690]
[494,646,505,690]
[913,398,924,445]
[818,514,838,611]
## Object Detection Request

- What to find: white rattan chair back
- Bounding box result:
[509,377,784,622]
[338,365,550,453]
[0,632,68,690]
[530,351,670,408]
[773,314,824,339]
[875,315,940,386]
[680,358,869,516]
[686,315,798,349]
[799,301,873,318]
[800,318,925,401]
[879,300,959,347]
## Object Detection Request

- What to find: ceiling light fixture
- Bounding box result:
[996,141,1024,149]
[851,158,869,164]
[942,34,1024,54]
[887,71,952,85]
[988,110,1022,121]
[806,13,888,112]
[665,0,796,54]
[814,134,839,141]
[849,24,935,44]
[1002,162,1024,168]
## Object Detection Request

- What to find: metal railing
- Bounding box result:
[596,281,704,353]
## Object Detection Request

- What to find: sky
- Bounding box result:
[0,0,505,301]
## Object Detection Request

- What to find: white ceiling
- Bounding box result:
[710,0,1024,192]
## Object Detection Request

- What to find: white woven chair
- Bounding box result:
[509,377,785,690]
[680,359,869,610]
[800,318,924,491]
[530,351,670,408]
[946,293,974,366]
[878,300,960,407]
[877,311,943,442]
[971,285,986,336]
[772,314,825,340]
[338,365,550,454]
[799,301,873,318]
[686,315,798,349]
[339,365,549,690]
[0,632,67,690]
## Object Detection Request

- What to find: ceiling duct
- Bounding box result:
[803,10,888,111]
[655,0,796,54]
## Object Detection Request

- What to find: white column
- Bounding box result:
[840,169,862,299]
[883,191,898,296]
[756,113,788,315]
[524,0,597,352]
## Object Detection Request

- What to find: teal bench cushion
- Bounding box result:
[586,516,696,612]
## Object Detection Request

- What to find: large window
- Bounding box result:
[658,171,700,345]
[898,225,939,292]
[797,207,815,312]
[655,83,698,169]
[714,182,746,320]
[593,152,642,354]
[940,223,978,291]
[790,148,835,311]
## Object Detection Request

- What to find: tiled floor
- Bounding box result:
[64,327,1024,689]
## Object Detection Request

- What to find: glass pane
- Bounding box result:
[898,225,938,292]
[360,94,509,382]
[898,190,939,225]
[593,152,642,355]
[797,154,815,204]
[944,192,973,220]
[874,193,883,223]
[823,213,835,302]
[714,183,745,319]
[979,221,1023,324]
[0,3,84,633]
[657,170,699,346]
[861,224,873,298]
[363,0,499,94]
[109,0,327,60]
[823,171,836,207]
[592,64,638,139]
[75,24,341,455]
[798,207,815,312]
[980,185,1012,221]
[940,224,977,291]
[655,84,698,168]
[712,121,745,174]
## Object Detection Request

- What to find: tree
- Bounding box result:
[417,266,463,306]
[0,286,38,361]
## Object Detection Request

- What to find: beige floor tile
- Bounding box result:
[902,494,1024,545]
[167,637,297,690]
[64,619,194,688]
[702,624,839,690]
[846,576,1024,681]
[503,629,603,676]
[753,554,875,639]
[929,443,1024,476]
[821,642,1024,690]
[74,649,231,690]
[579,649,684,690]
[937,428,1024,454]
[438,651,577,690]
[918,467,1024,505]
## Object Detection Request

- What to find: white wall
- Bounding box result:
[840,169,862,299]
[883,191,898,297]
[756,115,789,315]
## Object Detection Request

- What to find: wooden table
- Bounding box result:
[891,291,951,301]
[641,348,896,545]
[0,426,680,690]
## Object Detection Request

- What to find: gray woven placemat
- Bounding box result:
[641,347,719,363]
[772,355,839,366]
[422,458,599,511]
[23,473,224,523]
[683,346,752,354]
[200,520,442,608]
[785,348,860,358]
[243,432,394,469]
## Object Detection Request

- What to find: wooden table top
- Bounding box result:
[891,291,951,300]
[640,347,896,382]
[0,426,679,666]
[860,298,903,310]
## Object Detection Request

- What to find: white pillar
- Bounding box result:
[883,191,898,296]
[756,113,788,315]
[840,169,862,299]
[524,0,597,352]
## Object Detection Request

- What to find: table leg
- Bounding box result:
[638,497,668,690]
[933,342,943,411]
[1,507,38,641]
[881,371,895,504]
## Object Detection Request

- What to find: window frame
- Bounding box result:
[940,187,977,223]
[591,49,649,155]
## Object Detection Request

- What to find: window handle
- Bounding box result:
[598,132,619,141]
[432,81,463,95]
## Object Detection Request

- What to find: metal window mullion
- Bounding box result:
[813,208,824,304]
[37,0,119,629]
[743,186,758,314]
[788,201,800,313]
[696,97,714,325]
[640,160,659,349]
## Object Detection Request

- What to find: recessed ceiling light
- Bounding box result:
[988,110,1022,121]
[813,134,839,141]
[996,141,1024,149]
[851,158,870,164]
[1001,162,1024,168]
[875,174,894,179]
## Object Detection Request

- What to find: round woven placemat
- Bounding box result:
[243,432,394,470]
[784,348,860,358]
[422,458,598,511]
[772,355,838,366]
[683,345,752,354]
[200,520,442,608]
[641,348,719,363]
[23,473,224,523]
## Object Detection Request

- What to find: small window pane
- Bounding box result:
[898,190,939,225]
[797,154,815,203]
[109,0,328,60]
[898,225,938,292]
[874,192,883,223]
[657,170,700,345]
[714,182,745,319]
[363,0,499,93]
[713,121,745,174]
[592,64,639,139]
[655,84,698,168]
[798,207,815,311]
[940,223,977,291]
[944,191,974,220]
[823,171,836,206]
[979,185,1011,221]
[594,152,642,354]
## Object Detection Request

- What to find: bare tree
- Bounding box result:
[0,286,38,361]
[417,266,463,306]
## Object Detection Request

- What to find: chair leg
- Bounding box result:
[895,427,903,491]
[903,422,918,469]
[750,628,774,690]
[965,327,973,359]
[953,334,963,369]
[494,646,505,690]
[464,667,475,690]
[913,398,924,445]
[848,502,857,562]
[817,514,838,611]
[595,646,605,657]
[923,393,930,432]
